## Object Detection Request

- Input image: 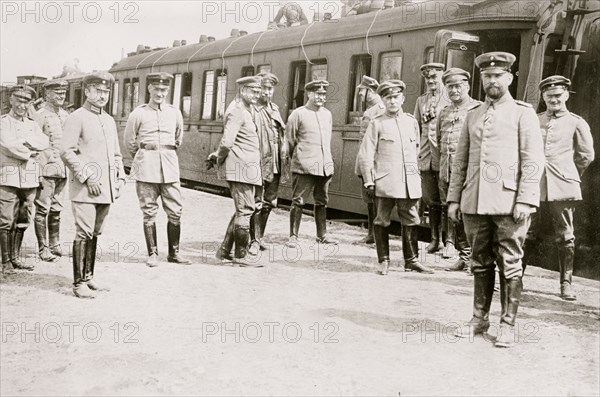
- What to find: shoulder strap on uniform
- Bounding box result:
[569,112,582,119]
[515,100,533,108]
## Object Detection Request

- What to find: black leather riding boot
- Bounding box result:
[402,226,433,273]
[34,213,56,262]
[373,225,390,264]
[0,230,15,274]
[427,206,443,253]
[258,207,272,240]
[47,211,62,256]
[558,242,576,300]
[287,205,303,248]
[315,205,338,244]
[233,227,263,268]
[167,222,191,264]
[11,228,33,271]
[72,239,94,299]
[144,223,159,267]
[217,216,235,261]
[496,275,523,348]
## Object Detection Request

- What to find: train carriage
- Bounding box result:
[108,0,599,275]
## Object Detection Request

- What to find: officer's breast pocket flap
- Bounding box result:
[502,179,518,191]
[379,133,396,142]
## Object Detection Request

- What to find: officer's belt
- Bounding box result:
[140,143,177,150]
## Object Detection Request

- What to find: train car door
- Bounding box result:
[433,30,483,100]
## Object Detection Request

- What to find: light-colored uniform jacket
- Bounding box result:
[357,112,422,199]
[217,99,262,186]
[0,111,49,188]
[286,102,334,177]
[447,93,545,215]
[61,101,126,204]
[538,109,594,201]
[35,102,68,179]
[354,100,385,177]
[124,102,183,183]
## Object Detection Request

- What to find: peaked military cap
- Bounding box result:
[83,71,115,87]
[305,80,329,93]
[358,75,379,91]
[147,72,173,87]
[376,80,406,98]
[442,68,470,84]
[236,76,262,88]
[420,62,445,77]
[475,52,516,72]
[539,75,571,93]
[43,79,68,92]
[256,72,279,87]
[10,85,37,101]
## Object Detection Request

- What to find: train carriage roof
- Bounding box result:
[110,0,547,72]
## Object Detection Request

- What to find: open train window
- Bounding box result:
[180,72,193,119]
[348,54,372,124]
[122,79,131,117]
[424,47,434,64]
[379,51,403,82]
[289,61,307,112]
[310,59,328,81]
[241,66,255,77]
[201,69,228,121]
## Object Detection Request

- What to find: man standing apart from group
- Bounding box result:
[0,85,49,274]
[415,62,451,255]
[33,80,69,263]
[436,68,481,273]
[534,75,594,301]
[124,72,190,267]
[248,72,288,255]
[62,71,126,298]
[358,80,434,275]
[448,52,544,348]
[214,76,264,267]
[286,80,338,248]
[354,76,385,245]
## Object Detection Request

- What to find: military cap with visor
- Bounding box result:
[10,85,37,101]
[376,80,406,98]
[539,75,571,93]
[305,80,329,93]
[43,79,68,93]
[357,75,379,91]
[420,62,445,77]
[475,52,516,72]
[147,72,173,88]
[256,72,279,87]
[236,76,262,88]
[442,68,470,84]
[83,71,115,87]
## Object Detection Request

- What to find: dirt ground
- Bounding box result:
[1,183,599,396]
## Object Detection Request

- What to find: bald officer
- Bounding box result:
[1,85,49,274]
[124,72,190,267]
[448,53,544,348]
[358,80,434,276]
[214,76,264,267]
[354,76,385,245]
[248,72,288,255]
[436,68,482,272]
[62,71,126,299]
[414,62,450,254]
[34,79,69,262]
[286,80,337,248]
[534,75,594,301]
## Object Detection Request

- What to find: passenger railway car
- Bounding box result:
[108,0,599,274]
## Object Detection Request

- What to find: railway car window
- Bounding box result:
[310,60,328,81]
[215,71,228,121]
[424,47,434,64]
[172,74,182,111]
[132,78,140,111]
[181,72,192,119]
[379,51,403,81]
[289,61,307,111]
[111,81,119,117]
[348,54,372,124]
[258,65,271,73]
[241,66,255,77]
[201,71,215,120]
[123,78,131,117]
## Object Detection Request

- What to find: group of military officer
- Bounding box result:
[0,51,594,347]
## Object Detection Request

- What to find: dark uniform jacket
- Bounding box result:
[255,101,287,183]
[414,91,450,172]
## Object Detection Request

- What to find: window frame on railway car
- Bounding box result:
[347,54,373,125]
[201,68,228,122]
[287,59,328,115]
[111,80,119,117]
[121,77,139,117]
[257,64,271,74]
[176,72,193,120]
[379,51,403,83]
[241,66,255,77]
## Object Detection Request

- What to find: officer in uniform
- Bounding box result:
[358,80,434,275]
[286,80,338,248]
[124,72,190,267]
[61,71,126,298]
[33,79,69,262]
[414,62,450,254]
[0,85,49,274]
[214,76,264,267]
[448,52,544,348]
[247,72,288,256]
[436,68,482,272]
[534,75,594,301]
[354,76,385,245]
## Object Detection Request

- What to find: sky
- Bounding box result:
[1,0,348,83]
